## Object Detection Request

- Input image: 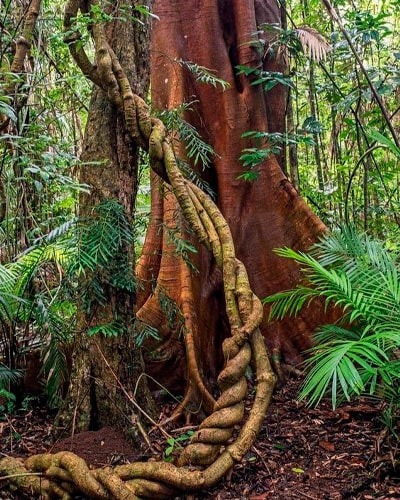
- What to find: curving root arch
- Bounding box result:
[0,1,276,497]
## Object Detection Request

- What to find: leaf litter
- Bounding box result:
[0,378,399,499]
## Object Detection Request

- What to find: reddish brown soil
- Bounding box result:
[1,378,399,499]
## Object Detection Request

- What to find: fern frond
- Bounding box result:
[176,59,230,90]
[295,26,330,62]
[133,319,161,346]
[82,275,107,311]
[163,224,198,273]
[181,122,215,168]
[33,218,78,245]
[69,199,133,275]
[87,320,123,337]
[159,105,216,169]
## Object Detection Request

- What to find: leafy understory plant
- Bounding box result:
[263,226,400,411]
[0,200,142,406]
[164,430,194,462]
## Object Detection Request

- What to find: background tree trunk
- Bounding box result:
[56,1,155,440]
[138,0,328,405]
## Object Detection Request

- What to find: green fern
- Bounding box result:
[87,320,124,338]
[158,288,184,333]
[133,319,161,347]
[163,224,198,273]
[176,59,230,90]
[264,226,400,409]
[177,159,216,200]
[69,199,133,275]
[159,103,216,169]
[0,199,136,406]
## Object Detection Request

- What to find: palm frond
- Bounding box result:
[0,264,18,292]
[14,243,72,298]
[266,225,400,409]
[34,296,75,406]
[300,325,388,408]
[267,246,371,324]
[0,264,20,322]
[295,26,330,62]
[41,338,69,407]
[263,285,317,319]
[0,363,23,388]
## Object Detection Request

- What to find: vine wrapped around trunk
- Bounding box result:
[0,1,276,498]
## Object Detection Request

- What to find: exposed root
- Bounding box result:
[179,261,216,415]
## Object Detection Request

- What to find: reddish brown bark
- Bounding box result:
[138,0,327,397]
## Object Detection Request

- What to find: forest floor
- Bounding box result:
[0,378,399,499]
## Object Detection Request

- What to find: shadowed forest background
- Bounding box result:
[0,0,399,498]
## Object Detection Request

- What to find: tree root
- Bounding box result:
[0,1,277,497]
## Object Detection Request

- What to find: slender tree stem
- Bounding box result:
[321,0,400,149]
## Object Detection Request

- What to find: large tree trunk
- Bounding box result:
[138,0,327,407]
[0,2,282,495]
[57,0,155,439]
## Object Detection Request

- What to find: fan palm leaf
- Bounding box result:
[265,226,400,408]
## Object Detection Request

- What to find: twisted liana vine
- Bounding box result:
[0,1,277,497]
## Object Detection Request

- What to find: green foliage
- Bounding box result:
[157,288,184,334]
[133,5,160,22]
[239,130,314,181]
[1,0,399,418]
[69,199,134,276]
[164,430,194,461]
[252,23,330,62]
[0,98,17,122]
[87,321,124,338]
[176,59,230,90]
[1,0,91,262]
[163,224,198,273]
[132,319,161,347]
[247,3,400,239]
[236,65,294,92]
[0,364,23,389]
[177,159,216,200]
[264,226,400,410]
[366,129,400,158]
[159,101,216,169]
[0,388,16,415]
[0,199,136,406]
